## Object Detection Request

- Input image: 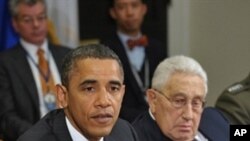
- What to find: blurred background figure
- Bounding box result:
[0,0,70,140]
[101,0,167,122]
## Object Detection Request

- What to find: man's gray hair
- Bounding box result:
[9,0,46,17]
[152,55,208,94]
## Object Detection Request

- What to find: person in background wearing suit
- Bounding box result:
[17,44,139,141]
[0,0,70,140]
[216,73,250,125]
[101,0,167,122]
[133,55,229,141]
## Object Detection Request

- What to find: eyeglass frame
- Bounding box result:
[153,89,206,111]
[15,13,47,25]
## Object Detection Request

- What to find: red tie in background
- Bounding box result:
[127,35,148,50]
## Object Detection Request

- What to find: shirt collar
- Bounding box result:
[21,38,49,62]
[117,30,142,51]
[65,116,104,141]
[148,109,155,120]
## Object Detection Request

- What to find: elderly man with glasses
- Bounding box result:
[132,55,229,141]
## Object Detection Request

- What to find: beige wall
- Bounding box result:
[168,0,250,106]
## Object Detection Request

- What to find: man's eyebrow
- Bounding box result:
[109,80,122,86]
[78,80,122,87]
[20,11,46,17]
[79,79,97,86]
[170,93,186,97]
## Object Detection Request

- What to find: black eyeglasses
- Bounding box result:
[154,89,205,111]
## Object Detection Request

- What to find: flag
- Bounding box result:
[46,0,79,48]
[0,0,19,52]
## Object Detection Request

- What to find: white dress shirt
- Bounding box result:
[117,31,145,71]
[66,117,104,141]
[21,39,61,117]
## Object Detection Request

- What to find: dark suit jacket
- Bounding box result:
[199,107,230,141]
[132,107,230,141]
[0,43,70,141]
[17,109,139,141]
[101,33,166,122]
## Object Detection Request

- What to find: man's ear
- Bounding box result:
[109,8,116,20]
[56,84,68,108]
[12,18,19,33]
[142,3,148,16]
[146,89,157,113]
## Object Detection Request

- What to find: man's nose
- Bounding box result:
[182,103,194,121]
[95,89,112,108]
[126,6,133,16]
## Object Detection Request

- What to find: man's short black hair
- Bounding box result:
[109,0,146,8]
[61,44,124,87]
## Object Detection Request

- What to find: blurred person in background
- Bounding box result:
[0,0,70,140]
[101,0,167,122]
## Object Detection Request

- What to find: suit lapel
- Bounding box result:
[48,44,61,72]
[112,35,131,69]
[104,137,115,141]
[113,34,147,103]
[13,45,39,108]
[52,110,73,141]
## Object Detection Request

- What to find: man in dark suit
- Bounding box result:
[0,0,70,140]
[133,107,229,141]
[101,0,166,122]
[132,55,226,141]
[17,44,139,141]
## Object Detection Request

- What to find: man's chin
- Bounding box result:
[88,126,114,138]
